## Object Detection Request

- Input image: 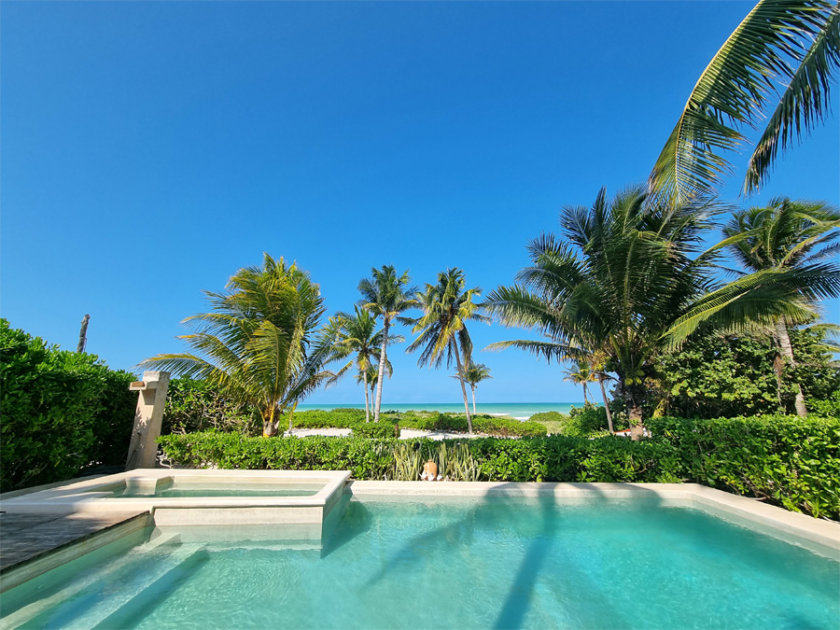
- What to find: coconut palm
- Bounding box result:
[453,363,492,415]
[141,253,338,437]
[650,0,840,204]
[358,266,417,422]
[408,268,489,433]
[563,360,597,405]
[484,187,835,436]
[722,198,840,415]
[331,307,402,421]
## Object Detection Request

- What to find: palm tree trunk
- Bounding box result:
[471,385,476,416]
[287,401,298,433]
[598,376,614,433]
[452,340,473,433]
[774,319,807,417]
[583,382,589,405]
[363,369,370,422]
[373,318,389,422]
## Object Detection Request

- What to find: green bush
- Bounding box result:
[352,421,399,439]
[286,409,367,429]
[808,390,840,418]
[646,414,840,519]
[159,413,840,518]
[163,378,262,436]
[158,433,679,484]
[0,320,137,492]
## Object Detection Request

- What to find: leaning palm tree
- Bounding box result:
[650,0,840,204]
[358,266,417,422]
[453,363,492,415]
[721,198,840,415]
[141,254,338,437]
[408,268,489,434]
[331,307,402,421]
[485,187,837,437]
[563,360,597,405]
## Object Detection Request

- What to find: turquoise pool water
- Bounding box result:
[4,498,838,629]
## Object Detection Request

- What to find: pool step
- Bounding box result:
[1,544,202,629]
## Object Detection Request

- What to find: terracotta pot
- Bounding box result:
[423,459,438,479]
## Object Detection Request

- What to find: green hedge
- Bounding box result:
[645,415,839,519]
[159,414,840,519]
[158,432,680,484]
[0,320,137,492]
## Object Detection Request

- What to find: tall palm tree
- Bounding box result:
[722,198,840,415]
[142,253,338,437]
[563,360,597,405]
[453,363,492,415]
[484,187,834,436]
[358,266,417,422]
[650,0,840,204]
[330,307,382,422]
[408,268,489,433]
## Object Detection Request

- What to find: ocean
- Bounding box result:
[295,402,580,420]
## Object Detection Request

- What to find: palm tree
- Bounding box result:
[357,362,393,413]
[330,307,382,421]
[408,268,489,434]
[650,0,840,204]
[484,187,834,436]
[141,253,338,437]
[453,363,492,415]
[722,198,840,415]
[563,360,597,405]
[358,266,417,422]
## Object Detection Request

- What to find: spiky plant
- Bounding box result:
[408,268,489,434]
[358,266,417,422]
[650,0,840,203]
[141,253,338,436]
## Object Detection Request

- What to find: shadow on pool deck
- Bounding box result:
[356,483,666,629]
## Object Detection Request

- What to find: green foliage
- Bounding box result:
[530,406,621,437]
[649,326,840,418]
[646,415,840,519]
[0,320,136,492]
[160,414,840,518]
[162,378,262,436]
[808,390,840,418]
[284,408,366,429]
[158,433,679,484]
[352,422,399,439]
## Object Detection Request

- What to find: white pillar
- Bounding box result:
[125,371,171,470]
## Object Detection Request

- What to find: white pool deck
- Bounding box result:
[1,474,838,594]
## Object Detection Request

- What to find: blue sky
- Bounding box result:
[2,1,838,405]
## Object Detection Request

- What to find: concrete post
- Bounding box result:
[125,371,171,470]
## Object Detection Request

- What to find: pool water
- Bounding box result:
[3,498,838,629]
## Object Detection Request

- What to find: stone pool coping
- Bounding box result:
[348,481,840,560]
[0,469,350,513]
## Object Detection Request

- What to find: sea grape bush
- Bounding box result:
[0,320,136,492]
[159,414,840,519]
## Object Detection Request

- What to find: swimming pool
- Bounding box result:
[2,484,838,629]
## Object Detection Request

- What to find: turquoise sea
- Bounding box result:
[297,402,580,419]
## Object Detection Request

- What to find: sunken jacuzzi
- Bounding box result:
[0,469,350,544]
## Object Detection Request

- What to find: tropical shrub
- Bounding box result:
[0,320,136,492]
[352,421,399,439]
[159,414,840,518]
[163,378,262,436]
[646,415,840,519]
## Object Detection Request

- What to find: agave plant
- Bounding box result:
[141,253,339,437]
[650,0,840,203]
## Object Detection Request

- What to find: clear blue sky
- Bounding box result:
[2,1,838,405]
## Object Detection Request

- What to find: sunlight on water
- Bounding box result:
[5,499,838,630]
